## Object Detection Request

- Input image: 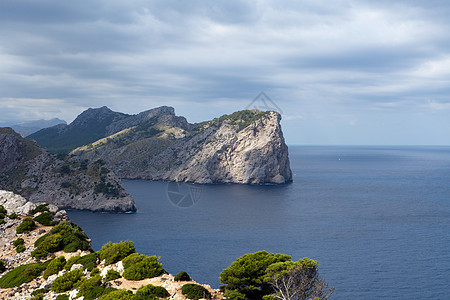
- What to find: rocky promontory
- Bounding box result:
[0,128,136,213]
[72,108,292,184]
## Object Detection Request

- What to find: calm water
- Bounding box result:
[67,146,450,299]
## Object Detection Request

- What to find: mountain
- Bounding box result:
[10,118,67,137]
[0,128,135,212]
[27,106,129,153]
[72,107,292,184]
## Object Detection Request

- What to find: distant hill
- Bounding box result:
[0,127,135,212]
[10,118,66,137]
[27,107,129,153]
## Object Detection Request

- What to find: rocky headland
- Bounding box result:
[0,190,222,300]
[0,128,136,213]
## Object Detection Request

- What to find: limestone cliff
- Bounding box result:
[0,128,136,212]
[73,108,292,184]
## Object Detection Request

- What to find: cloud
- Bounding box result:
[1,0,449,144]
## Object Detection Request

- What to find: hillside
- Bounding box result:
[10,118,67,137]
[27,107,129,153]
[0,191,222,300]
[0,128,135,212]
[72,108,292,184]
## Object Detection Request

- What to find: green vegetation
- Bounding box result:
[91,267,100,276]
[31,288,49,297]
[174,271,191,281]
[55,294,69,300]
[198,110,271,132]
[219,251,334,300]
[122,253,165,280]
[94,180,120,197]
[0,205,7,224]
[16,243,26,253]
[13,237,25,246]
[181,284,211,300]
[8,212,18,219]
[33,211,56,226]
[98,289,133,300]
[64,253,98,271]
[16,217,36,234]
[105,269,121,281]
[0,260,50,288]
[32,221,92,258]
[76,275,111,300]
[98,241,135,265]
[43,256,66,279]
[134,284,170,300]
[51,268,83,292]
[31,203,50,214]
[0,260,5,273]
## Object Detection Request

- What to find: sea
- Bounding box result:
[67,146,450,299]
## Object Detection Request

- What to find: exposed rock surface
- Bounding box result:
[73,108,292,184]
[0,128,136,212]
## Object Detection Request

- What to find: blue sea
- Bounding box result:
[67,146,450,299]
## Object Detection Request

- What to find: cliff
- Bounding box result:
[0,190,222,300]
[0,128,136,212]
[72,108,292,184]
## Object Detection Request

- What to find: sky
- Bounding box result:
[1,0,449,145]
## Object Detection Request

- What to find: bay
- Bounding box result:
[67,146,450,299]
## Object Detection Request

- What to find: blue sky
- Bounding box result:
[1,0,449,145]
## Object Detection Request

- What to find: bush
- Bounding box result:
[122,253,165,280]
[16,217,36,234]
[105,269,121,281]
[76,275,104,300]
[91,267,100,276]
[64,253,98,271]
[15,243,26,253]
[134,284,170,299]
[0,205,7,218]
[31,288,50,296]
[55,295,69,300]
[51,268,83,292]
[181,284,211,300]
[31,203,50,214]
[31,233,62,258]
[33,212,55,226]
[98,241,135,265]
[33,221,92,258]
[8,212,18,219]
[0,261,50,288]
[13,238,25,247]
[98,289,133,300]
[174,271,191,281]
[0,260,5,273]
[43,256,66,279]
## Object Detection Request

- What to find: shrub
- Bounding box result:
[181,284,211,300]
[33,212,55,226]
[16,217,36,234]
[0,261,50,288]
[13,237,25,247]
[43,256,66,279]
[122,253,165,280]
[76,275,105,300]
[0,218,5,225]
[0,260,5,273]
[64,253,98,271]
[8,212,18,219]
[31,203,49,214]
[98,289,133,300]
[31,288,50,296]
[174,271,192,281]
[0,205,7,218]
[135,284,170,300]
[98,241,135,265]
[16,244,26,253]
[31,233,62,258]
[55,295,69,300]
[91,267,100,276]
[33,221,92,258]
[51,268,83,292]
[105,269,121,281]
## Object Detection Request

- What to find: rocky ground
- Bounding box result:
[0,190,222,300]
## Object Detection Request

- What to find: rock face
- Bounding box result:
[73,108,292,184]
[0,128,136,212]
